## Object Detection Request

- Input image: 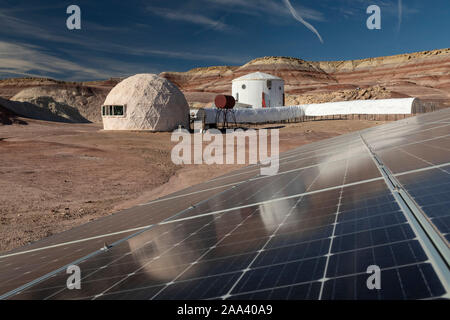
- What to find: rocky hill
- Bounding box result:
[161,48,450,108]
[0,104,27,125]
[0,78,67,100]
[0,48,448,123]
[285,85,409,105]
[11,86,109,123]
[0,96,84,123]
[0,78,121,123]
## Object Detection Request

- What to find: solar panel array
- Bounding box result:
[1,108,449,300]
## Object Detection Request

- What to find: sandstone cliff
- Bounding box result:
[0,48,448,123]
[0,79,121,123]
[11,86,108,123]
[161,48,450,108]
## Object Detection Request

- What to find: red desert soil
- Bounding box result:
[0,118,388,253]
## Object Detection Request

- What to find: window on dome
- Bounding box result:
[102,105,126,117]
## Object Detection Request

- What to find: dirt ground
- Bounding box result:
[0,118,388,253]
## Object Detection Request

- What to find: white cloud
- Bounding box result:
[0,41,114,80]
[146,0,325,34]
[282,0,324,43]
[147,6,231,31]
[206,0,325,22]
[0,38,247,81]
[0,9,248,80]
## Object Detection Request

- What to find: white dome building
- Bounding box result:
[101,74,189,131]
[232,72,284,108]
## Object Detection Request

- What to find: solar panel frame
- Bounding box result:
[1,108,450,300]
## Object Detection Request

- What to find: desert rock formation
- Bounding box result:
[0,78,121,123]
[0,48,448,123]
[0,97,79,124]
[0,103,26,125]
[11,86,105,123]
[161,48,450,108]
[285,85,409,105]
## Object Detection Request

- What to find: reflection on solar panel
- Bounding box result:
[397,167,450,242]
[1,108,449,300]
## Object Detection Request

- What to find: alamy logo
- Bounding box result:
[366,5,381,30]
[171,122,279,176]
[66,5,81,30]
[366,265,381,290]
[66,265,81,290]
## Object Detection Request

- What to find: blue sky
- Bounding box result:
[0,0,449,81]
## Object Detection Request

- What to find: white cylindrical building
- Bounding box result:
[232,72,284,108]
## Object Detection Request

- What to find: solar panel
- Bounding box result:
[397,166,450,242]
[1,108,450,300]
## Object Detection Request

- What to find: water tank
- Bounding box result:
[215,95,235,109]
